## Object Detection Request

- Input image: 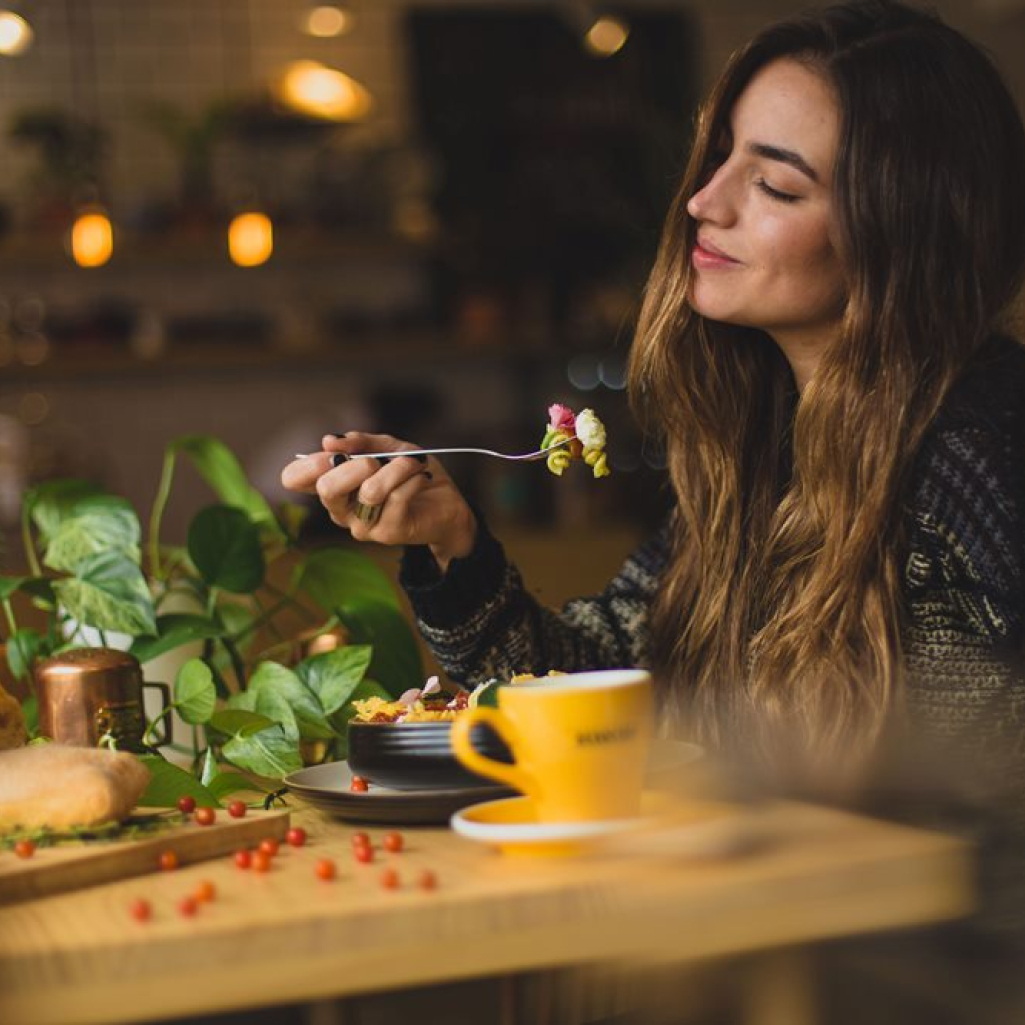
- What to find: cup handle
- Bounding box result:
[143,681,174,747]
[451,707,538,797]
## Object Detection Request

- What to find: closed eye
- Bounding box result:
[756,178,800,203]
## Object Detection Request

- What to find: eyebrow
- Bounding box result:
[746,142,819,183]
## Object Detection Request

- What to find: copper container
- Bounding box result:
[33,648,171,751]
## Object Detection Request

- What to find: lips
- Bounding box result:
[694,236,739,262]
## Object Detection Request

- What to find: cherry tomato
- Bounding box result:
[194,806,216,826]
[194,880,216,903]
[234,848,252,870]
[129,898,152,922]
[351,831,370,849]
[176,795,196,814]
[178,896,199,918]
[158,850,179,872]
[227,800,247,819]
[418,869,438,891]
[258,838,279,856]
[380,867,400,890]
[350,776,369,793]
[382,831,404,854]
[353,843,374,864]
[315,858,336,881]
[285,827,307,847]
[13,839,35,859]
[252,850,273,873]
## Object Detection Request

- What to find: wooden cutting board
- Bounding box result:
[0,807,290,906]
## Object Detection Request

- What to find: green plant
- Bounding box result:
[0,434,423,806]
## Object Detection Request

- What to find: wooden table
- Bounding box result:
[0,799,971,1025]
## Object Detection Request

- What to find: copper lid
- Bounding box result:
[34,647,142,684]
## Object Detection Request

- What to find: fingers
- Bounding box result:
[348,469,435,544]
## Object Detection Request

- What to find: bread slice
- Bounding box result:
[0,745,151,830]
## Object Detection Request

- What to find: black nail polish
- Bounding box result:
[374,456,392,467]
[422,470,434,481]
[409,453,428,464]
[330,453,349,467]
[330,432,346,439]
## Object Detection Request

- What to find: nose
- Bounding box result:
[686,162,736,225]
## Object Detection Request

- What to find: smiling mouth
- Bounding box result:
[694,237,739,262]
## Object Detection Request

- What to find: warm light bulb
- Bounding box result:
[0,11,32,56]
[275,60,372,121]
[70,212,114,268]
[228,212,273,267]
[584,16,629,58]
[303,5,352,38]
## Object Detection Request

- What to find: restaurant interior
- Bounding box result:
[2,2,1025,1024]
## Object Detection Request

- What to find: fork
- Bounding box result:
[294,436,574,464]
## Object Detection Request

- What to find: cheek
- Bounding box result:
[762,218,844,295]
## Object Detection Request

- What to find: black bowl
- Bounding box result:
[346,720,514,791]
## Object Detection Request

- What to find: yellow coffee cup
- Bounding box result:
[450,669,654,823]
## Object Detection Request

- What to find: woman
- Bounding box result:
[283,0,1025,780]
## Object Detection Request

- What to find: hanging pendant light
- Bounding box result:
[68,208,114,268]
[228,211,274,268]
[0,9,33,56]
[302,5,353,39]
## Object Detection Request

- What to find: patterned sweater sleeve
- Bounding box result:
[902,343,1025,772]
[399,518,671,684]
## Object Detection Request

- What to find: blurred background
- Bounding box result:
[1,0,1023,597]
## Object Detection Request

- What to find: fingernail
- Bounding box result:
[422,470,433,481]
[330,432,346,439]
[409,453,428,464]
[374,456,392,467]
[330,453,349,467]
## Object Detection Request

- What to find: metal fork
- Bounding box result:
[295,436,574,464]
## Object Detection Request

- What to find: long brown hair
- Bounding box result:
[629,0,1025,768]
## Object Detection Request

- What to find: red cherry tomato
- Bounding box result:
[227,800,247,819]
[13,839,35,859]
[194,806,216,826]
[252,850,273,873]
[382,831,404,854]
[315,858,337,881]
[158,850,179,872]
[176,796,196,814]
[178,896,199,918]
[258,838,279,856]
[380,867,400,890]
[350,776,369,793]
[285,827,307,847]
[129,898,152,922]
[353,843,374,864]
[194,880,216,903]
[351,832,370,849]
[418,869,438,891]
[234,848,252,870]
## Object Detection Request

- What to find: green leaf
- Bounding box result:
[169,435,282,537]
[199,747,217,786]
[339,598,422,698]
[129,613,223,665]
[207,772,261,800]
[20,694,39,738]
[137,754,220,808]
[25,479,107,543]
[54,551,157,636]
[222,726,303,779]
[474,679,506,708]
[296,548,401,613]
[21,578,57,609]
[43,498,141,573]
[225,689,257,713]
[248,661,335,741]
[6,628,42,681]
[174,658,216,724]
[187,505,265,594]
[0,575,28,601]
[295,645,372,715]
[208,708,278,737]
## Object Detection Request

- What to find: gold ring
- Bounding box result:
[353,501,382,526]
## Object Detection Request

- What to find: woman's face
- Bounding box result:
[687,58,847,379]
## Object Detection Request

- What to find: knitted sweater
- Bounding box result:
[401,337,1025,760]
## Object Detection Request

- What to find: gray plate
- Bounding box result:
[283,760,514,825]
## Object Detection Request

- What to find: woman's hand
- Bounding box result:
[280,432,477,572]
